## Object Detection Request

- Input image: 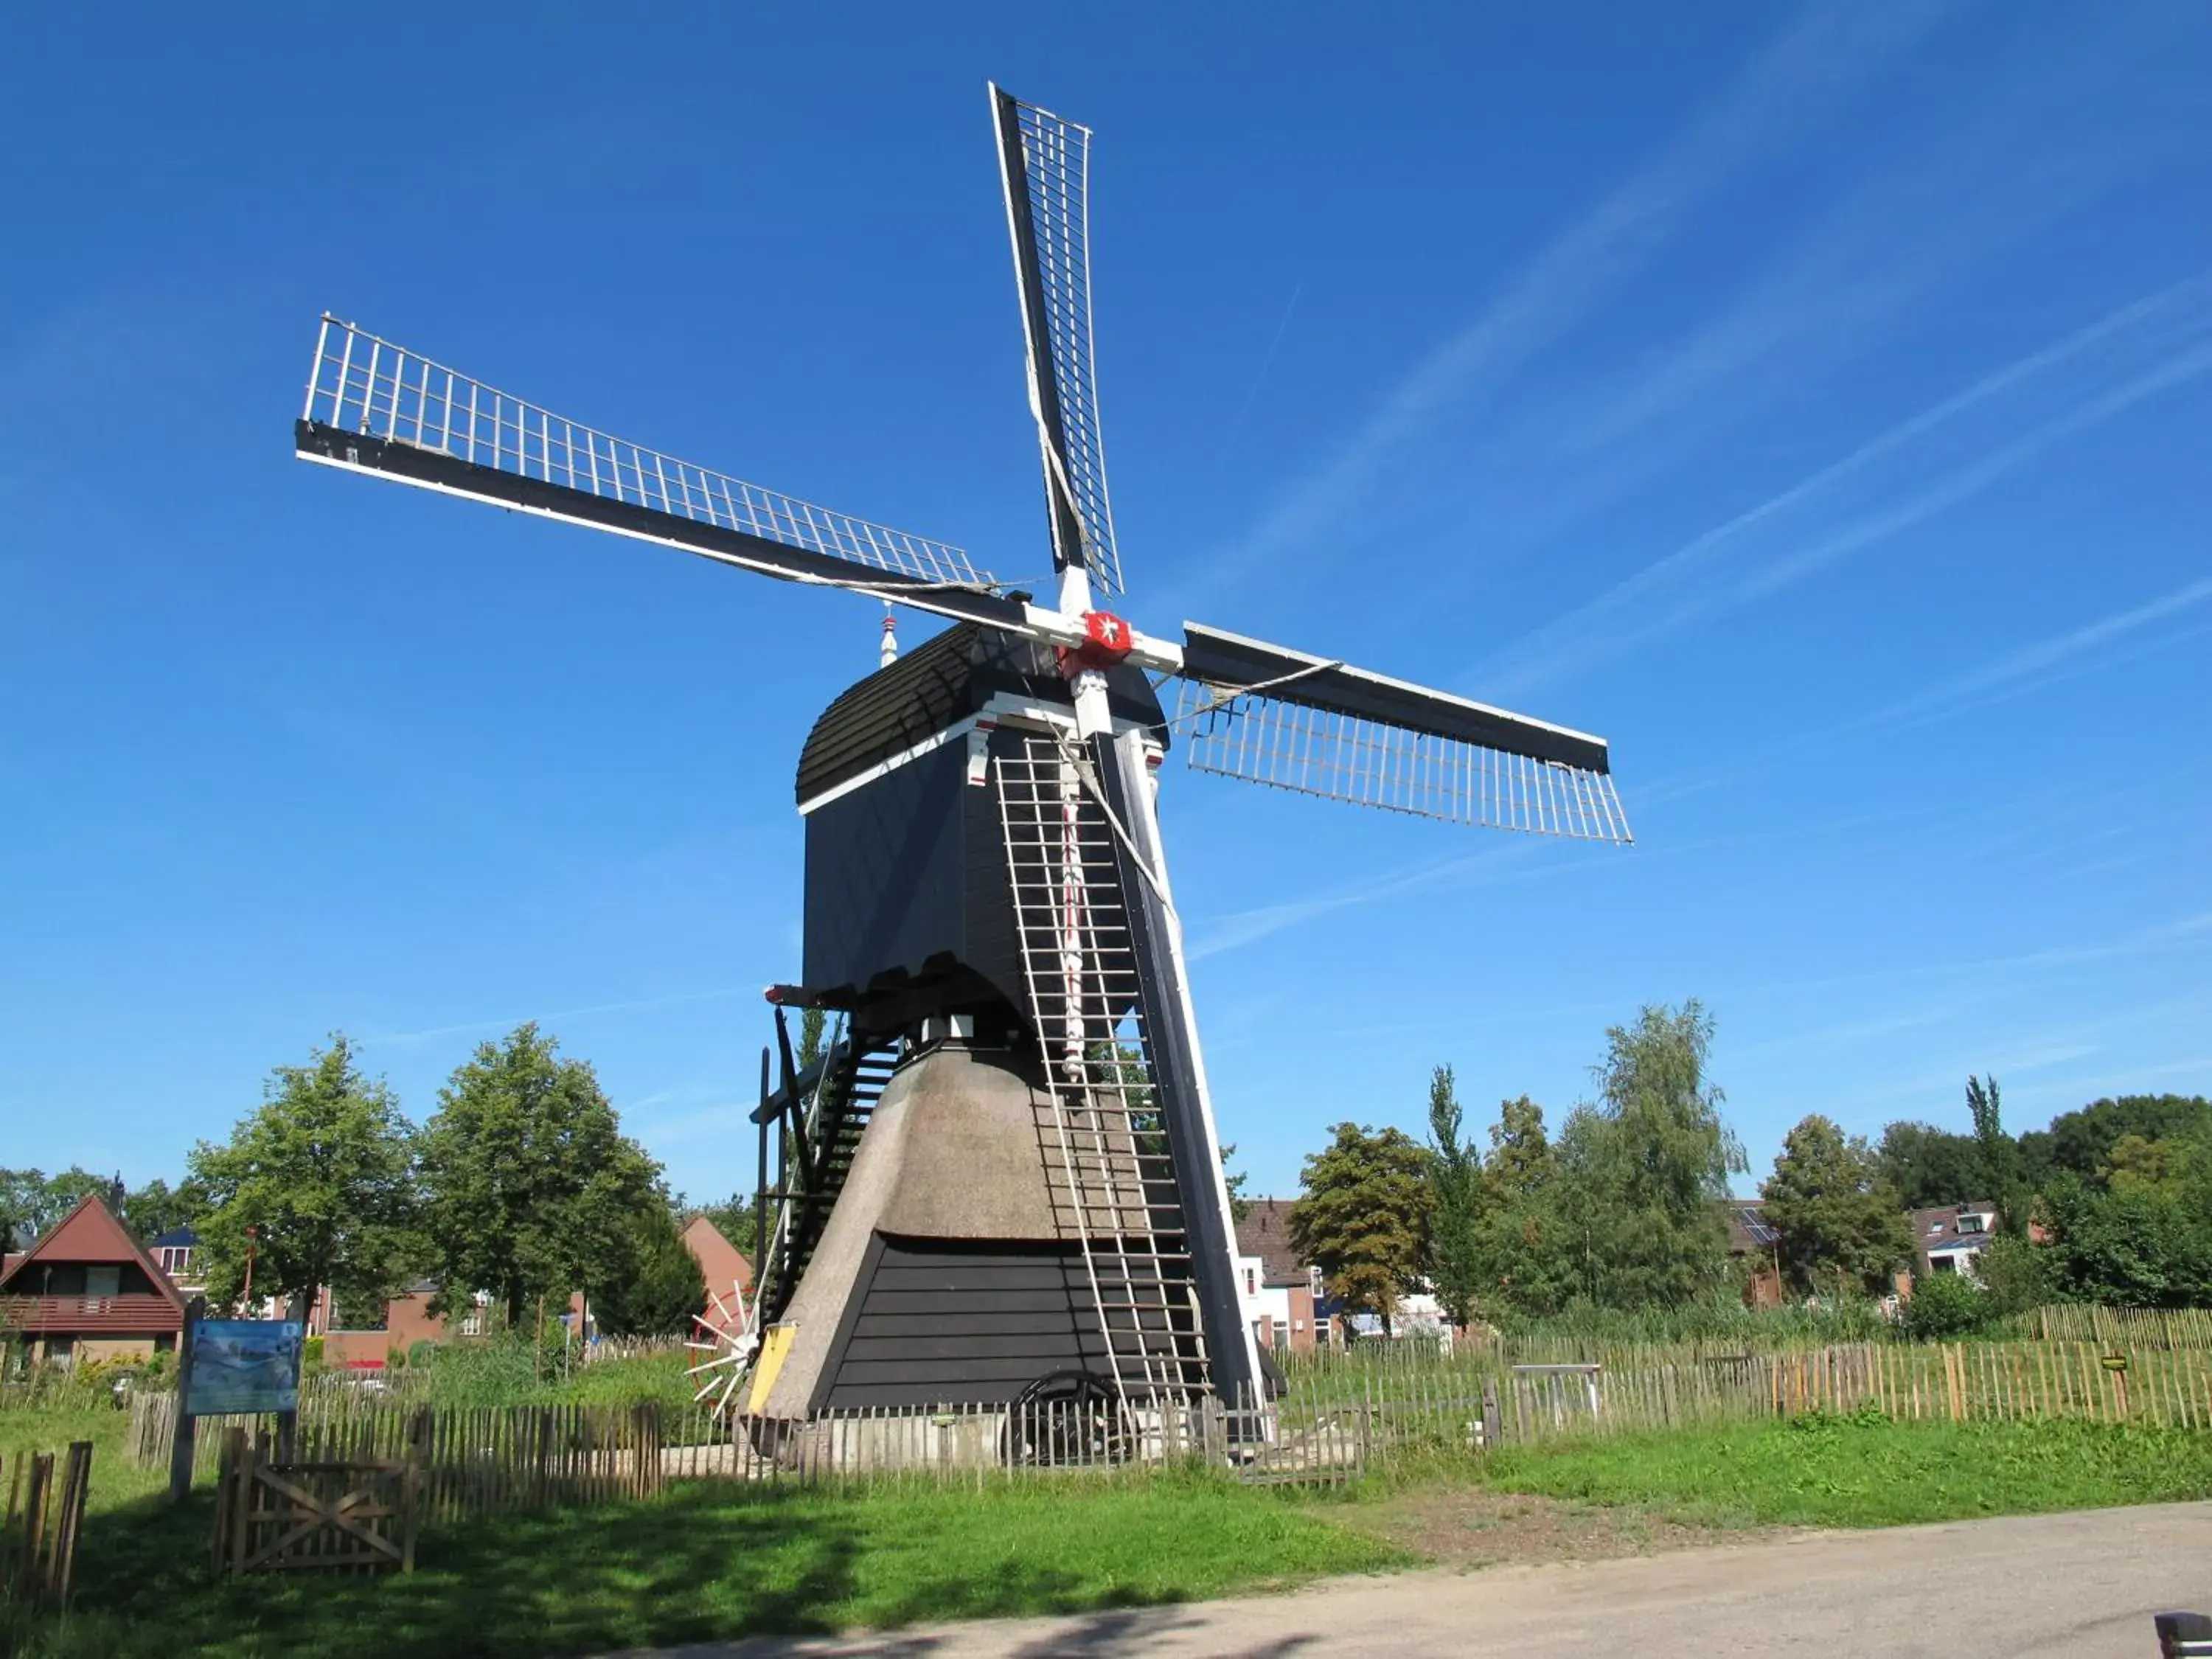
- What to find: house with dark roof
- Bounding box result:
[1913,1202,2000,1279]
[1233,1199,1329,1354]
[150,1225,206,1296]
[1727,1199,1784,1308]
[0,1193,188,1366]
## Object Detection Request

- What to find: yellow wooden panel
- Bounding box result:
[745,1323,796,1416]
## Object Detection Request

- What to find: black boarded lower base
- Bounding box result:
[815,1235,1187,1411]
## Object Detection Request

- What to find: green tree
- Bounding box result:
[1966,1075,2028,1240]
[2101,1133,2191,1194]
[1899,1265,1991,1340]
[591,1203,707,1337]
[187,1036,420,1315]
[796,1006,830,1070]
[119,1178,203,1242]
[1218,1144,1252,1225]
[1423,1065,1484,1330]
[417,1024,665,1327]
[2034,1093,2212,1186]
[2042,1171,2212,1308]
[1473,1096,1576,1317]
[1973,1231,2056,1315]
[1759,1115,1913,1298]
[1287,1123,1432,1332]
[0,1167,117,1251]
[1874,1121,1986,1210]
[1485,1096,1556,1196]
[1554,1001,1742,1310]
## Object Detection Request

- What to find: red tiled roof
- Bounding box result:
[682,1215,756,1332]
[1233,1199,1308,1287]
[1,1294,185,1336]
[0,1194,187,1315]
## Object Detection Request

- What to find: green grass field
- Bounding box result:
[1477,1410,2212,1528]
[6,1472,1402,1659]
[6,1402,2212,1658]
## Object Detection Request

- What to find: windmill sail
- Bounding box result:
[992,87,1124,597]
[295,317,1024,630]
[1175,622,1632,842]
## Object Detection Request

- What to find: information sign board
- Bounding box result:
[184,1319,305,1416]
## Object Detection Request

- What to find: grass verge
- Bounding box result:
[4,1470,1405,1658]
[1477,1410,2212,1529]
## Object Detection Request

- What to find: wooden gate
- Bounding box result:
[1,1441,92,1604]
[214,1420,423,1576]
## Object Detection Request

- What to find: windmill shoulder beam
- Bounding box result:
[1178,621,1611,773]
[296,420,1031,634]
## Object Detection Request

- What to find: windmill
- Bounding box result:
[294,85,1631,1446]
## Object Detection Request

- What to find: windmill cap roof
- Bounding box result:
[796,622,1165,807]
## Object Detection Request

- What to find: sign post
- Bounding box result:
[172,1310,306,1500]
[168,1295,205,1503]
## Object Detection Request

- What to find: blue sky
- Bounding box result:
[4,2,2207,1204]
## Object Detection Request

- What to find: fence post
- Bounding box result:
[48,1441,91,1602]
[170,1295,205,1503]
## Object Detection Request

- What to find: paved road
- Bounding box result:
[622,1501,2212,1658]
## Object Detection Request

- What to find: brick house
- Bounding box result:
[1728,1200,1785,1308]
[1233,1200,1328,1354]
[0,1194,188,1367]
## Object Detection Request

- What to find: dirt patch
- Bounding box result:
[1331,1485,1798,1571]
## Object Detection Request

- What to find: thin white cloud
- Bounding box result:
[1181,2,1952,606]
[366,984,757,1048]
[1638,566,2212,808]
[1480,276,2212,695]
[1187,841,1540,961]
[1855,576,2212,732]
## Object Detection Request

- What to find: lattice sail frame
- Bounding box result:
[300,316,990,588]
[1001,97,1124,596]
[1176,681,1635,843]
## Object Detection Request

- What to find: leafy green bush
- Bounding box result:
[1901,1268,1990,1340]
[1492,1290,1892,1350]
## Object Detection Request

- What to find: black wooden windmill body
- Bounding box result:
[296,86,1631,1433]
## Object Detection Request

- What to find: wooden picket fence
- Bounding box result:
[0,1442,91,1607]
[2012,1305,2212,1350]
[134,1397,664,1522]
[108,1332,2212,1528]
[1279,1338,2212,1447]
